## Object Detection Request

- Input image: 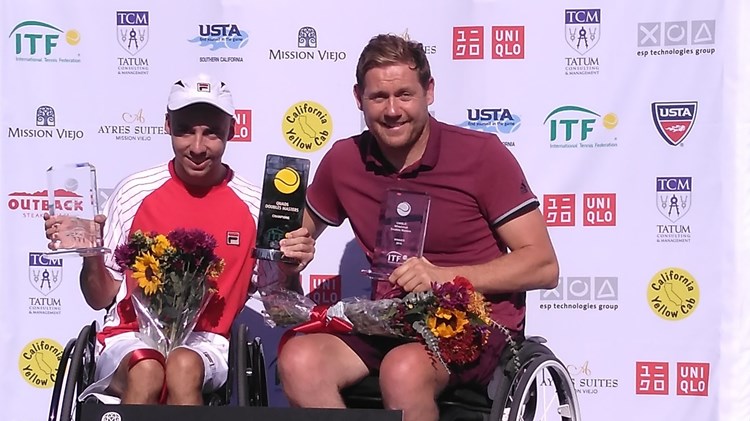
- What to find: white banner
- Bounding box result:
[0,0,742,420]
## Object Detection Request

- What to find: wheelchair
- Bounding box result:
[47,321,269,421]
[341,336,581,421]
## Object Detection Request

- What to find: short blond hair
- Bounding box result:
[355,33,432,90]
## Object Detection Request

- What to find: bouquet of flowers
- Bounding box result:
[261,276,510,372]
[114,228,225,356]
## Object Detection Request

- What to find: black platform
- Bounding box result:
[79,402,402,421]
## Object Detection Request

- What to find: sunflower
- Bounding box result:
[427,307,469,338]
[467,291,493,325]
[150,234,172,258]
[132,252,162,295]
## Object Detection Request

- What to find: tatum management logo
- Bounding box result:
[636,20,716,58]
[564,9,600,75]
[7,106,84,140]
[282,101,332,152]
[647,267,699,321]
[189,23,248,63]
[28,252,63,315]
[9,20,81,63]
[544,106,618,148]
[18,338,63,388]
[656,177,692,243]
[116,11,150,75]
[269,27,347,62]
[651,101,697,146]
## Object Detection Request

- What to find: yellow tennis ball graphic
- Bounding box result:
[65,30,81,46]
[274,167,300,194]
[602,113,618,129]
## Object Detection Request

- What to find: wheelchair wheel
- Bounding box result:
[248,336,269,406]
[507,354,581,421]
[48,322,96,421]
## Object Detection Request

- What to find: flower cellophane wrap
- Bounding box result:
[260,276,510,373]
[114,229,225,357]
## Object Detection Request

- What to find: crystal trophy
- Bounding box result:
[45,163,109,256]
[362,189,431,296]
[253,154,311,263]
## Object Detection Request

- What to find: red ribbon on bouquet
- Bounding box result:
[278,305,353,356]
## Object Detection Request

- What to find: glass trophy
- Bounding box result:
[253,154,310,263]
[45,162,109,256]
[363,189,431,297]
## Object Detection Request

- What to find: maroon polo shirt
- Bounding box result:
[306,117,539,332]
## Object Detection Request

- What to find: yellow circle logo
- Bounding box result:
[274,167,300,194]
[647,267,699,321]
[18,338,64,388]
[282,101,333,153]
[602,113,618,129]
[65,29,81,46]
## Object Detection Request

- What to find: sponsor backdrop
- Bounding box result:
[1,0,746,420]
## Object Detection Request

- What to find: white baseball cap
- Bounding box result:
[166,74,235,116]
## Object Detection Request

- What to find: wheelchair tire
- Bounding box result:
[507,355,581,421]
[49,323,94,421]
[236,324,249,407]
[249,337,269,406]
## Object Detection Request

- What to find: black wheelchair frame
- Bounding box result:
[48,321,269,421]
[341,336,581,421]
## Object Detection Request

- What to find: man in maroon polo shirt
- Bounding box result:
[277,34,559,421]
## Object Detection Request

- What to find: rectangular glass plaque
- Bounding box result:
[253,154,310,263]
[45,162,109,256]
[363,189,431,296]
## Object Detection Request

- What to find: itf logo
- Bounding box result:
[544,106,618,148]
[651,101,697,146]
[116,11,149,55]
[635,362,709,396]
[9,20,81,63]
[452,26,524,60]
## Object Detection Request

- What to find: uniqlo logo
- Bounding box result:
[453,26,484,60]
[492,26,525,59]
[232,109,252,142]
[583,193,616,226]
[544,194,575,227]
[308,274,341,305]
[636,362,669,395]
[676,363,710,396]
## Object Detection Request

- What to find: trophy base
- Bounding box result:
[43,246,111,257]
[253,248,296,264]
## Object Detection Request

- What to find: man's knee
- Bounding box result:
[124,356,165,395]
[165,348,205,391]
[277,334,368,389]
[380,345,448,396]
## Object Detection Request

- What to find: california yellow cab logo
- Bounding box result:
[281,101,333,153]
[18,338,63,388]
[647,267,699,321]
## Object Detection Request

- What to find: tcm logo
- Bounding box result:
[543,193,616,227]
[657,177,691,223]
[9,20,81,63]
[565,9,600,55]
[308,274,341,305]
[232,109,252,142]
[544,106,618,148]
[651,101,697,146]
[116,11,149,55]
[7,189,83,218]
[638,20,716,48]
[269,27,347,62]
[635,362,709,396]
[452,25,525,60]
[538,276,619,312]
[29,253,62,296]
